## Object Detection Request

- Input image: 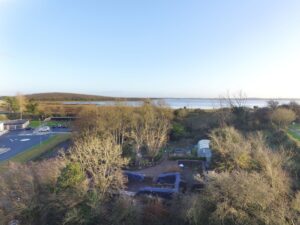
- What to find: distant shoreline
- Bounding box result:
[60,97,300,102]
[62,98,300,110]
[1,92,299,102]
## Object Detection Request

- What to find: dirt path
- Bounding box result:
[133,156,178,177]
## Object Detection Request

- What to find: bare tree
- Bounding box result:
[0,159,65,224]
[97,106,133,147]
[141,104,171,160]
[69,134,128,198]
[216,95,232,127]
[267,100,279,110]
[223,90,247,108]
[131,112,145,160]
[16,92,27,119]
[129,103,172,161]
[216,91,248,127]
[73,105,98,133]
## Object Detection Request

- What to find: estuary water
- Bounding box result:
[64,98,300,109]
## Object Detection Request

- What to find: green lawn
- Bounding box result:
[7,133,71,163]
[30,120,43,128]
[30,120,70,128]
[288,123,300,145]
[290,123,300,130]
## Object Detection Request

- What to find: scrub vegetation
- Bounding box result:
[1,98,300,225]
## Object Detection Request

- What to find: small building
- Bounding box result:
[197,139,212,167]
[3,119,29,131]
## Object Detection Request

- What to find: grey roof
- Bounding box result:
[198,139,210,149]
[3,119,29,125]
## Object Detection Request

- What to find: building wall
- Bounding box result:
[3,120,29,131]
[22,120,30,129]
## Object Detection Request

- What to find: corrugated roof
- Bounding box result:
[198,139,210,149]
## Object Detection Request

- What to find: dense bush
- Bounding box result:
[186,171,292,225]
[184,127,298,225]
[271,108,296,128]
[289,101,300,122]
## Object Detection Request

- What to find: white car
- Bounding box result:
[37,126,51,132]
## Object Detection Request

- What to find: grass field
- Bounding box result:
[4,133,71,163]
[290,123,300,130]
[30,120,70,128]
[287,123,300,145]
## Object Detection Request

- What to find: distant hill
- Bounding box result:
[24,92,142,101]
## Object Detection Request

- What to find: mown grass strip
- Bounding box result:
[9,133,71,163]
[29,120,70,128]
[29,120,42,128]
[287,130,300,147]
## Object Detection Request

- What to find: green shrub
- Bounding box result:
[191,147,198,157]
[170,123,187,140]
[154,149,164,162]
[56,163,85,191]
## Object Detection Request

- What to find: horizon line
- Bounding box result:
[0,92,300,100]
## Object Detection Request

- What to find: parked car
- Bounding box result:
[37,126,51,132]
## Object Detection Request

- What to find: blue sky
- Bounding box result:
[0,0,299,98]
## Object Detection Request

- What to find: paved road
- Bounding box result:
[0,128,70,161]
